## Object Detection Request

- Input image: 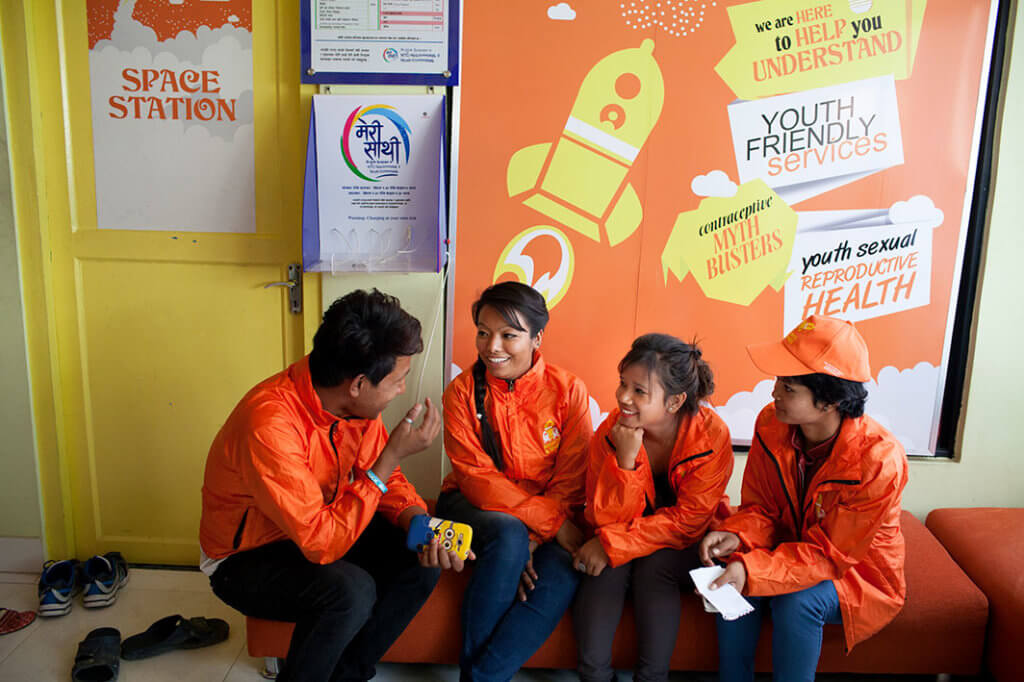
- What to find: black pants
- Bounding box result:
[210,515,440,682]
[572,545,701,682]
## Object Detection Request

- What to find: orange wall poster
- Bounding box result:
[451,0,999,455]
[87,0,254,232]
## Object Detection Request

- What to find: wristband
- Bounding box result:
[365,469,388,494]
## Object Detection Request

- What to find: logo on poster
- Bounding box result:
[383,47,399,62]
[341,105,412,182]
[494,226,576,310]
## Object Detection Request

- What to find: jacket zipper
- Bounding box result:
[231,508,249,550]
[795,435,840,525]
[756,432,800,531]
[327,420,345,503]
[329,420,339,458]
[670,448,713,475]
[503,378,516,478]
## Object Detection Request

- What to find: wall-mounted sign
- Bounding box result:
[87,0,254,232]
[302,94,446,273]
[301,0,458,85]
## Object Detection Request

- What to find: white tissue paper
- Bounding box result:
[689,565,755,621]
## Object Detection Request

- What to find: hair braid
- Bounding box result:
[472,359,504,470]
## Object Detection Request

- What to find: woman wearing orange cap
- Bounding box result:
[437,281,592,682]
[573,333,733,682]
[699,315,908,682]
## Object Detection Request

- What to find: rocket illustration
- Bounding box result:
[506,40,664,247]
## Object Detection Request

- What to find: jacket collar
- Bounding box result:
[672,409,712,459]
[597,406,712,469]
[484,351,546,396]
[288,355,366,428]
[760,404,866,481]
[824,417,868,480]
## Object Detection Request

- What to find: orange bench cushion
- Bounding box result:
[246,511,987,673]
[926,507,1024,682]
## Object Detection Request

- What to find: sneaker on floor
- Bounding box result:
[38,559,82,617]
[81,552,129,609]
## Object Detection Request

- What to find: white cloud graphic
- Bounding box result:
[888,195,944,228]
[716,379,775,442]
[717,362,941,454]
[691,170,738,198]
[863,362,940,454]
[99,0,252,63]
[589,396,609,431]
[548,3,577,21]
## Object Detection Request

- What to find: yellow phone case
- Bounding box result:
[426,517,473,560]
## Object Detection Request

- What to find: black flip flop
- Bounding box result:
[120,614,229,660]
[72,627,121,681]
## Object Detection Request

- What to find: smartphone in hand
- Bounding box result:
[407,515,473,560]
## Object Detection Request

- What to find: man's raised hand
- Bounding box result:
[386,398,441,460]
[374,399,441,481]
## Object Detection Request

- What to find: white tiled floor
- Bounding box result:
[0,568,251,681]
[0,569,956,681]
[0,569,584,682]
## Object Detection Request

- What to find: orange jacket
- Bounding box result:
[200,356,426,565]
[585,407,733,567]
[720,403,908,650]
[441,354,592,541]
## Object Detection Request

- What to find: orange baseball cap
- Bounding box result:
[746,315,871,382]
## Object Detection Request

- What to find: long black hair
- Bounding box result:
[618,333,714,415]
[470,282,549,470]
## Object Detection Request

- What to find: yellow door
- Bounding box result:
[2,2,316,564]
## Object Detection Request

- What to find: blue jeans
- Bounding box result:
[716,580,842,682]
[437,491,581,682]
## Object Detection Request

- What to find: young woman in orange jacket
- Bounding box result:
[437,281,593,682]
[700,315,908,682]
[572,333,733,682]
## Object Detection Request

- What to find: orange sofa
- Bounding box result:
[247,511,987,675]
[926,507,1024,682]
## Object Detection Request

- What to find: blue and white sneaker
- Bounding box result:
[38,559,81,617]
[81,552,129,609]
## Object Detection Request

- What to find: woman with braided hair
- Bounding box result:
[573,333,733,682]
[437,281,592,682]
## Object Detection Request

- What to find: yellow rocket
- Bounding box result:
[506,40,664,246]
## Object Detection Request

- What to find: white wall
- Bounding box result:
[322,272,449,496]
[0,56,45,558]
[901,7,1024,516]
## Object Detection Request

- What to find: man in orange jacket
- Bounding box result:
[700,315,908,682]
[200,289,466,682]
